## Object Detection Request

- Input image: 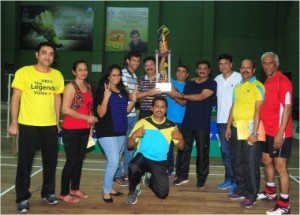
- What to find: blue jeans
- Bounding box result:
[115,116,137,177]
[98,136,126,193]
[217,123,234,183]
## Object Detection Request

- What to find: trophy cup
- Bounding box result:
[155,25,172,92]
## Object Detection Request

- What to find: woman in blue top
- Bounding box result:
[94,64,138,203]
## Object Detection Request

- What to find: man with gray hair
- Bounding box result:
[258,52,293,215]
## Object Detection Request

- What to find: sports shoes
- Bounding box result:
[228,193,245,201]
[143,172,151,187]
[266,198,290,215]
[196,181,205,190]
[257,192,277,201]
[267,204,291,215]
[197,185,205,190]
[167,169,175,177]
[17,200,29,213]
[42,194,58,205]
[217,180,231,190]
[240,198,256,208]
[228,182,237,195]
[127,192,138,205]
[173,177,189,186]
[113,176,128,186]
[135,183,142,196]
[257,185,277,201]
[123,173,128,181]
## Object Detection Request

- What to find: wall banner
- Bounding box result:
[105,7,149,52]
[20,6,94,51]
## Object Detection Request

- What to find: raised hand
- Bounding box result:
[171,125,183,140]
[133,125,145,138]
[104,83,112,98]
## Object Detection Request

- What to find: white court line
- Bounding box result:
[2,163,299,184]
[290,174,300,184]
[1,157,299,197]
[0,168,43,197]
[1,156,106,163]
[1,156,299,170]
[1,163,106,172]
[1,166,299,197]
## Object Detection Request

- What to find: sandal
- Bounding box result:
[59,195,80,204]
[70,189,89,199]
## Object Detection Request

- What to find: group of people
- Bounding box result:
[214,53,293,215]
[8,41,293,215]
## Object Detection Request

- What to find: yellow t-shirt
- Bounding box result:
[232,76,265,127]
[12,65,64,126]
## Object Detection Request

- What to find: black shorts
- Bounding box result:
[260,135,292,158]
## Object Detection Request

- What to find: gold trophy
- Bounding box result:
[155,25,172,92]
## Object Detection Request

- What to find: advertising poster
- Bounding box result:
[105,7,149,52]
[20,6,94,51]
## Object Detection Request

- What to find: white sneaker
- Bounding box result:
[143,172,151,187]
[257,192,277,201]
[266,204,290,215]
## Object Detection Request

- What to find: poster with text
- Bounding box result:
[20,6,94,51]
[105,7,149,52]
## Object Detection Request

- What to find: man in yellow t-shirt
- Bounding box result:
[225,59,265,209]
[8,42,64,213]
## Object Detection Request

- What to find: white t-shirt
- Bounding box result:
[214,71,242,123]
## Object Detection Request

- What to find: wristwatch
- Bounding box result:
[251,132,259,137]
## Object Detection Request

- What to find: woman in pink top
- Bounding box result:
[59,60,98,203]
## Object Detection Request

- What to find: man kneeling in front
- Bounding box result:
[126,96,185,204]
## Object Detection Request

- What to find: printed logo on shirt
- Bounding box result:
[31,80,57,95]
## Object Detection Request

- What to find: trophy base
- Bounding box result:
[156,82,172,92]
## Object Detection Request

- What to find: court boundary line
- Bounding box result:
[1,155,299,197]
[1,156,299,170]
[0,167,43,197]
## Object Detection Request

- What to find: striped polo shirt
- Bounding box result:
[138,75,158,111]
[122,67,138,117]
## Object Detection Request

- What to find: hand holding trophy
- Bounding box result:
[31,10,63,48]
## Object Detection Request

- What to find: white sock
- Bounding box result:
[267,182,275,187]
[280,194,289,199]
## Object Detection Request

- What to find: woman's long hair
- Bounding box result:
[98,64,128,97]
